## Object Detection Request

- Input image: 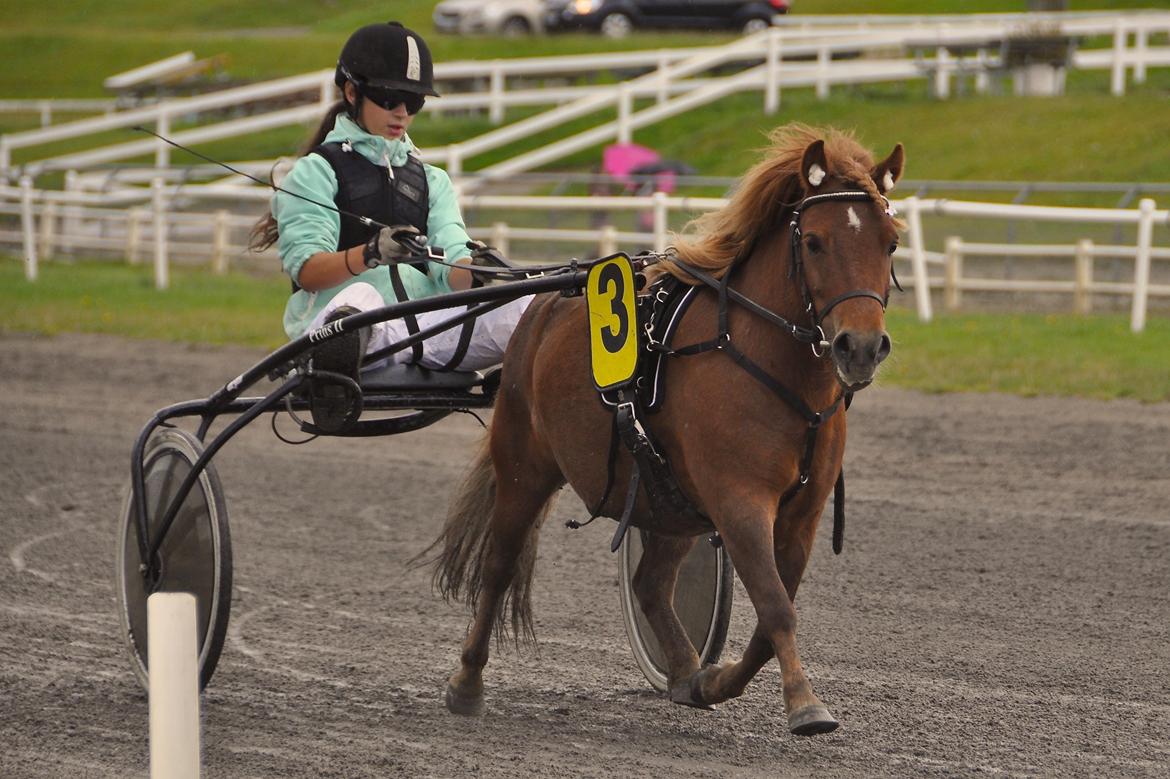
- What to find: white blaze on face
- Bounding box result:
[406,36,421,82]
[807,163,826,187]
[847,206,862,232]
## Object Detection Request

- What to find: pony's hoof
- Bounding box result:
[668,668,715,711]
[788,703,839,736]
[445,684,485,717]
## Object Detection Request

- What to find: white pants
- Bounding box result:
[308,282,534,372]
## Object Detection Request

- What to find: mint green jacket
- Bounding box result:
[274,114,471,339]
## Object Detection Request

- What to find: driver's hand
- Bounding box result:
[362,225,426,268]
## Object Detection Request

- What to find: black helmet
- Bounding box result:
[335,22,439,97]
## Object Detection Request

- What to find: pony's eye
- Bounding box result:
[888,242,899,255]
[805,235,824,254]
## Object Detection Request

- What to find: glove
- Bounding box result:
[362,225,427,269]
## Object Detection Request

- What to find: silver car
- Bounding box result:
[433,0,545,36]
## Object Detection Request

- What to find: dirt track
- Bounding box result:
[1,332,1168,778]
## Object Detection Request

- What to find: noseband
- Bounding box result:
[788,190,895,355]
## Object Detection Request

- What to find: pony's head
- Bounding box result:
[793,133,904,391]
[672,124,905,391]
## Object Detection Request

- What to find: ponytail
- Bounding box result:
[249,99,350,253]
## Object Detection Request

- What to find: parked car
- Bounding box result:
[433,0,545,36]
[543,0,790,38]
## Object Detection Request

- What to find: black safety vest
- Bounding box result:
[310,141,430,250]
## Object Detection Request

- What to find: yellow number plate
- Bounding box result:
[586,254,638,391]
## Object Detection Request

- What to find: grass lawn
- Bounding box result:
[2,257,1167,402]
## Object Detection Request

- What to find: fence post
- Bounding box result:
[489,63,505,124]
[599,225,618,257]
[1130,198,1154,333]
[1074,238,1094,314]
[152,177,169,291]
[618,84,633,144]
[0,136,10,180]
[38,201,57,261]
[446,146,463,180]
[211,209,230,274]
[657,50,670,105]
[943,235,962,311]
[155,111,171,169]
[127,208,143,265]
[1133,24,1148,84]
[39,100,52,127]
[319,74,334,111]
[904,196,932,322]
[20,175,38,281]
[974,49,990,95]
[935,46,951,99]
[816,45,830,100]
[1111,20,1128,96]
[764,28,782,115]
[652,191,668,252]
[62,169,79,256]
[490,221,510,257]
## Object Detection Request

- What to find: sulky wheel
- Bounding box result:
[618,529,733,693]
[115,428,232,692]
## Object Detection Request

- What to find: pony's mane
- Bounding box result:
[661,124,887,283]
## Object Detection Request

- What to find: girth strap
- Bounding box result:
[386,264,425,364]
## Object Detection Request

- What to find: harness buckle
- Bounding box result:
[799,473,810,485]
[810,326,829,358]
[716,331,731,350]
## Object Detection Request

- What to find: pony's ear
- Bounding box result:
[800,139,829,191]
[871,143,905,194]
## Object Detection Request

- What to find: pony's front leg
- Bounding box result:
[693,497,837,735]
[630,531,705,700]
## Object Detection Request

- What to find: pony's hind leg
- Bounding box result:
[630,532,706,703]
[442,414,563,716]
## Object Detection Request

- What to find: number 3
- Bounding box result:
[598,262,628,353]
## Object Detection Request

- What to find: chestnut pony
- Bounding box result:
[426,124,905,736]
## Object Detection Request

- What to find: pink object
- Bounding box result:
[602,143,662,190]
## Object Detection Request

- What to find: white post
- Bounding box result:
[1134,24,1148,84]
[617,84,633,144]
[764,28,781,115]
[652,191,668,253]
[1074,238,1093,314]
[152,177,169,291]
[446,146,463,180]
[156,111,171,169]
[211,210,229,274]
[975,49,990,95]
[1111,20,1128,97]
[943,235,962,311]
[0,136,10,180]
[935,46,951,99]
[40,100,52,127]
[127,208,144,265]
[489,64,504,124]
[1130,198,1155,333]
[816,45,830,100]
[904,196,932,322]
[62,169,79,256]
[20,176,38,281]
[319,74,334,111]
[490,221,510,257]
[656,51,670,105]
[599,224,618,257]
[38,201,57,260]
[147,592,202,779]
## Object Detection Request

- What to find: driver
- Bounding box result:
[250,22,532,429]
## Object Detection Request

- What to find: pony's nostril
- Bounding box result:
[832,332,854,361]
[875,333,892,364]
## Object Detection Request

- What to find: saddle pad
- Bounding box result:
[359,363,486,392]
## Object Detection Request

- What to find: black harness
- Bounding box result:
[588,190,894,556]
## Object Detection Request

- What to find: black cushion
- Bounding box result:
[359,363,485,392]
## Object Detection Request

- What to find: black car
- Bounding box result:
[544,0,790,37]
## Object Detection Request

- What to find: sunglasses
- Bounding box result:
[360,86,425,115]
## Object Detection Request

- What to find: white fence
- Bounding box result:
[3,10,1170,183]
[3,179,1166,332]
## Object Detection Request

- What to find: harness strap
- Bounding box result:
[438,317,476,371]
[386,264,425,364]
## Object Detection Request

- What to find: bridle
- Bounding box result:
[787,189,899,356]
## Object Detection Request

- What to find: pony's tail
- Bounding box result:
[414,433,550,646]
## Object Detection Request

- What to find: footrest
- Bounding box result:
[359,363,487,392]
